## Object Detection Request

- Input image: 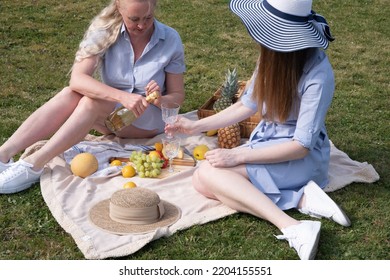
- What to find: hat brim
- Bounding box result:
[230,0,329,52]
[89,199,181,235]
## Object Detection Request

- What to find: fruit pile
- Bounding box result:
[110,141,188,180]
[129,151,164,178]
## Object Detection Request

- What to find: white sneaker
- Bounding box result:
[0,158,14,173]
[276,220,321,260]
[299,181,351,227]
[0,160,42,194]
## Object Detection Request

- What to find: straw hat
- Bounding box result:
[229,0,334,52]
[89,188,181,235]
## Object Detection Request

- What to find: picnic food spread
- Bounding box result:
[68,141,197,180]
[129,151,165,178]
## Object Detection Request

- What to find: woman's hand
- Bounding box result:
[121,93,149,118]
[165,116,198,135]
[205,148,244,168]
[145,80,161,106]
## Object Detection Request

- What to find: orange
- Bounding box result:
[149,150,162,159]
[122,165,136,178]
[123,181,137,189]
[154,142,163,152]
[110,159,122,166]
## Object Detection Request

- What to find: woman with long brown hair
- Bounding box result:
[166,0,350,260]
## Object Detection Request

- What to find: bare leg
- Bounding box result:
[115,125,159,139]
[0,87,82,163]
[193,161,299,230]
[91,117,160,139]
[22,96,116,170]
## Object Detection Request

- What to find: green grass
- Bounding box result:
[0,0,389,260]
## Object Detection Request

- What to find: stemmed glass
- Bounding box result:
[161,102,180,138]
[162,136,181,173]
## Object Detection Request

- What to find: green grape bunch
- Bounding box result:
[129,151,163,178]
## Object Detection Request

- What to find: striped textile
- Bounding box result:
[229,0,333,52]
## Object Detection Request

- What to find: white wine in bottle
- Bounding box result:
[105,91,159,132]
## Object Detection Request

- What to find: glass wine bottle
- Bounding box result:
[105,91,159,132]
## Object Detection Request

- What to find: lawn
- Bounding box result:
[0,0,389,260]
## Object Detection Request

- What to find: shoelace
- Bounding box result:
[0,159,14,170]
[275,231,298,248]
[0,164,29,183]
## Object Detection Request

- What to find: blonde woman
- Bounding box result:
[166,0,350,260]
[0,0,185,193]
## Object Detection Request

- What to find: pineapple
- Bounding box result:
[218,123,241,149]
[213,68,238,112]
[213,68,241,149]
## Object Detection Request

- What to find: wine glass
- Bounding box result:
[162,136,181,173]
[161,102,180,138]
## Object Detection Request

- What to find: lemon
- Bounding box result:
[70,153,99,178]
[123,181,137,189]
[206,129,218,136]
[110,159,122,166]
[122,165,136,178]
[193,145,209,160]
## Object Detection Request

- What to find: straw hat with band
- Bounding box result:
[230,0,334,52]
[89,188,181,235]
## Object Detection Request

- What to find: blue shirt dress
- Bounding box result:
[100,20,186,133]
[241,49,334,210]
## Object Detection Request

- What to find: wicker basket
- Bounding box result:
[197,80,260,138]
[197,81,246,119]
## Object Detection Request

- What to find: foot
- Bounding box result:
[0,158,14,173]
[299,180,351,227]
[276,220,321,260]
[0,160,42,194]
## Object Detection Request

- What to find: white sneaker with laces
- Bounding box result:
[299,180,351,227]
[0,158,14,173]
[0,160,42,194]
[276,220,321,260]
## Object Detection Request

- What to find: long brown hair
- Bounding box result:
[253,46,312,123]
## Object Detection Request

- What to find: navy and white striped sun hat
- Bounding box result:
[230,0,334,52]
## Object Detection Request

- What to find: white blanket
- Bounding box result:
[22,111,380,259]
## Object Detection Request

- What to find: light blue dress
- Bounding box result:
[241,49,334,210]
[100,20,186,133]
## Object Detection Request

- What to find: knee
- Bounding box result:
[77,95,101,113]
[192,168,208,196]
[60,86,73,94]
[57,86,82,103]
[192,162,216,197]
[192,169,202,191]
[76,93,116,116]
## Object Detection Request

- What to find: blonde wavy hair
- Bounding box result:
[74,0,157,66]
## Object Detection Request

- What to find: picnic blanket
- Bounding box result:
[21,111,380,259]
